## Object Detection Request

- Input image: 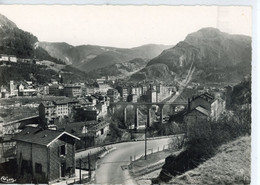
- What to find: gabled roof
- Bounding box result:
[12,127,80,147]
[89,121,109,132]
[40,101,55,108]
[192,92,215,104]
[195,106,210,116]
[184,105,210,117]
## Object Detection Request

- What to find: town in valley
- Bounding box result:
[0,6,252,185]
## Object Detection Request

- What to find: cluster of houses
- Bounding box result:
[0,95,111,183]
[112,83,175,103]
[0,80,40,98]
[0,79,110,98]
[1,77,175,106]
[0,54,40,64]
[0,69,230,184]
[0,89,228,183]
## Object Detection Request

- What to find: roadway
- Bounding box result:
[93,138,171,184]
[90,65,193,184]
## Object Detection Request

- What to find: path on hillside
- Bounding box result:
[168,63,195,102]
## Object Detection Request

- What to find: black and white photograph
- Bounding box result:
[0,4,256,185]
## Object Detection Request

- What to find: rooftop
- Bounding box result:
[53,100,70,105]
[193,92,215,103]
[195,106,210,116]
[41,101,55,108]
[88,121,109,133]
[64,85,81,88]
[12,127,80,146]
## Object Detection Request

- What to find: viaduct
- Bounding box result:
[109,101,187,129]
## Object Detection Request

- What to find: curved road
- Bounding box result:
[94,138,171,184]
[90,64,193,184]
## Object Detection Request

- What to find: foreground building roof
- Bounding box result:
[13,127,80,147]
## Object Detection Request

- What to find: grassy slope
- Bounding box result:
[170,136,251,185]
[131,136,251,185]
[129,150,175,185]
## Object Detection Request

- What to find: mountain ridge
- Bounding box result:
[130,28,251,83]
[39,41,172,71]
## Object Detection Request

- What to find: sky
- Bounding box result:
[0,5,252,48]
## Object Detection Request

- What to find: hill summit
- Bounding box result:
[0,14,17,29]
[130,28,251,83]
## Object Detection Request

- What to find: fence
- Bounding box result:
[76,133,185,155]
[129,134,185,164]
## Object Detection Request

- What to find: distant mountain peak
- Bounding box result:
[185,27,226,41]
[130,27,251,83]
[0,14,17,29]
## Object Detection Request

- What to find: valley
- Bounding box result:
[0,10,252,185]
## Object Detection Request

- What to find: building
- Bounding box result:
[0,54,9,61]
[184,92,226,139]
[156,84,172,102]
[64,85,82,97]
[19,89,37,96]
[127,94,138,102]
[0,85,9,98]
[98,84,112,94]
[39,100,69,126]
[49,84,63,96]
[60,120,109,149]
[13,127,80,183]
[131,86,142,98]
[74,106,98,121]
[96,76,107,85]
[116,86,129,101]
[39,101,56,125]
[189,92,225,121]
[107,89,120,103]
[88,121,109,140]
[53,100,69,118]
[96,102,108,118]
[146,85,157,103]
[17,84,37,96]
[85,120,110,147]
[184,106,211,139]
[9,55,17,63]
[86,85,100,95]
[43,85,49,95]
[9,81,18,96]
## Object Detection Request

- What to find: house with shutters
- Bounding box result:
[12,127,80,183]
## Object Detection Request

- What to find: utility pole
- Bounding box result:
[79,158,82,184]
[85,122,87,150]
[145,121,147,160]
[88,153,91,180]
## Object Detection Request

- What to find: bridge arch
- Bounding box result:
[109,101,187,129]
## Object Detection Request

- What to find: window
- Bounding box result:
[101,128,104,135]
[60,144,67,156]
[35,163,42,174]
